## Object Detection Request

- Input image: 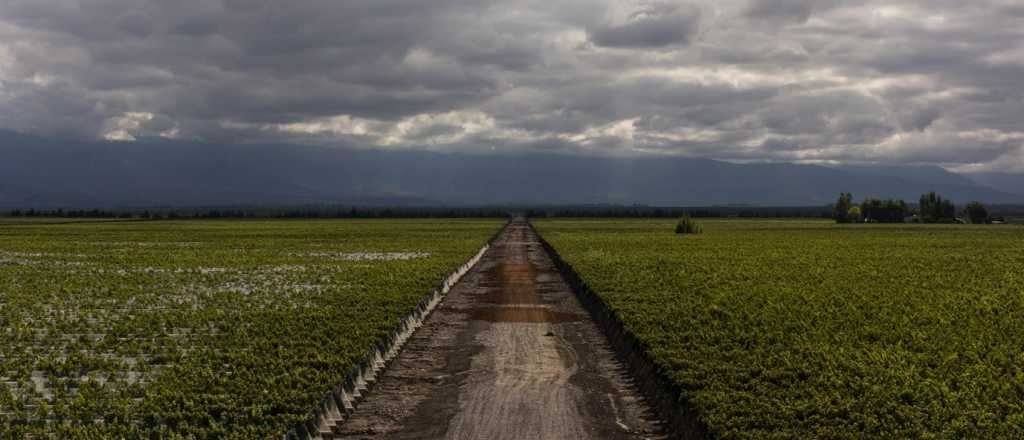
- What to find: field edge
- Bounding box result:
[529,220,710,440]
[283,220,509,440]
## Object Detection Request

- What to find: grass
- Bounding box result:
[0,218,503,439]
[534,218,1024,439]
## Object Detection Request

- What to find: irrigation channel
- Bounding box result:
[330,219,667,439]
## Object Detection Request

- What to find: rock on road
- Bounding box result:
[334,220,666,439]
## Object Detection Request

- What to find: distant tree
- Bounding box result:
[833,193,854,223]
[941,200,955,220]
[675,215,703,234]
[847,206,862,222]
[918,192,956,223]
[860,198,907,223]
[966,201,989,224]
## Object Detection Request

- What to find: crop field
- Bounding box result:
[0,219,502,438]
[534,219,1024,439]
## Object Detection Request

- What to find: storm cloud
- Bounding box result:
[1,0,1023,171]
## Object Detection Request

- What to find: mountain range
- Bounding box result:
[1,130,1020,208]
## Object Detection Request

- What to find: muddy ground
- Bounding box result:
[333,220,666,439]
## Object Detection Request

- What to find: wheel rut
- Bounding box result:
[332,219,667,439]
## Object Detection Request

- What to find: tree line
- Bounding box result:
[525,206,833,218]
[833,192,995,224]
[4,207,514,219]
[5,205,837,220]
[4,203,1014,222]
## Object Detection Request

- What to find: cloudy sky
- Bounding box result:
[1,0,1023,172]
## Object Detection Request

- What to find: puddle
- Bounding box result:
[479,262,552,305]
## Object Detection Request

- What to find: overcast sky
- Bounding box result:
[1,1,1023,172]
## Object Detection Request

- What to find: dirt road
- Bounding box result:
[334,220,666,439]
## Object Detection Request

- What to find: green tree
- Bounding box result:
[847,206,862,222]
[966,201,988,224]
[860,198,907,223]
[918,192,956,223]
[833,193,854,223]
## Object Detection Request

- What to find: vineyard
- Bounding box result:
[0,219,502,438]
[534,219,1024,439]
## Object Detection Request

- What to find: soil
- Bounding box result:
[332,220,666,439]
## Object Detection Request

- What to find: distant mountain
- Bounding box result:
[963,172,1024,197]
[0,130,1019,208]
[842,165,982,188]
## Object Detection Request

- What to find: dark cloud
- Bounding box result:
[743,0,817,24]
[0,0,1022,171]
[588,3,702,48]
[898,106,942,132]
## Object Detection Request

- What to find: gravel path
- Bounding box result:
[332,220,666,439]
